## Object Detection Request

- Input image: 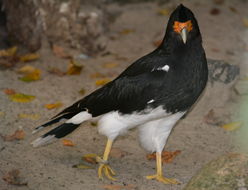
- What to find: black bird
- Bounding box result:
[32,4,208,184]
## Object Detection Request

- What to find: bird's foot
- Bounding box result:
[146,174,180,184]
[96,156,116,181]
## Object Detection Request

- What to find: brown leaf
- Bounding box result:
[203,109,222,125]
[229,6,238,13]
[158,8,170,16]
[95,78,111,86]
[3,88,16,95]
[48,67,65,76]
[0,46,17,57]
[243,18,248,28]
[210,8,221,15]
[66,59,83,75]
[101,184,136,190]
[52,44,71,59]
[62,139,75,146]
[103,62,119,69]
[1,129,25,141]
[79,88,86,95]
[110,148,128,158]
[119,29,135,35]
[147,150,181,163]
[90,72,106,79]
[2,169,27,186]
[19,53,39,62]
[82,154,98,164]
[45,102,63,110]
[213,0,224,5]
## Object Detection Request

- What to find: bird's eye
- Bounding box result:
[173,20,193,33]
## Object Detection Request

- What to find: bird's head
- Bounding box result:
[164,4,201,45]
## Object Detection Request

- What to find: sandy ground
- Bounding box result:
[1,0,248,189]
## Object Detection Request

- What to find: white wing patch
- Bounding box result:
[66,111,92,124]
[152,65,170,72]
[147,99,155,104]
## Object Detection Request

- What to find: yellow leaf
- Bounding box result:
[73,164,93,169]
[19,69,41,82]
[95,78,111,86]
[90,72,105,78]
[103,62,118,69]
[18,65,36,74]
[66,59,83,75]
[19,53,39,62]
[158,8,170,16]
[45,102,63,110]
[243,18,248,27]
[18,113,40,120]
[9,93,35,103]
[62,139,75,146]
[119,29,135,35]
[221,122,242,131]
[79,88,86,95]
[0,111,5,117]
[0,46,17,57]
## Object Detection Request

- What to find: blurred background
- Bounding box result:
[0,0,248,190]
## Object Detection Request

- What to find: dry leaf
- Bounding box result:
[213,0,224,5]
[2,169,27,186]
[9,93,35,103]
[3,88,16,95]
[147,150,181,163]
[45,102,63,110]
[158,8,170,16]
[0,111,5,117]
[73,164,93,169]
[221,122,242,131]
[119,29,135,35]
[0,46,17,57]
[66,59,83,75]
[82,154,98,164]
[103,62,119,69]
[210,8,220,15]
[90,72,106,78]
[95,78,111,86]
[243,18,248,27]
[229,6,238,13]
[79,88,86,95]
[18,113,40,120]
[101,184,136,190]
[48,67,65,76]
[18,65,41,82]
[62,139,75,146]
[203,109,222,125]
[19,53,39,62]
[1,129,25,141]
[52,44,71,59]
[110,148,128,158]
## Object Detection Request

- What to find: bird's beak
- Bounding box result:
[180,28,187,44]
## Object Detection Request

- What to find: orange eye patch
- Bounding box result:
[173,20,193,33]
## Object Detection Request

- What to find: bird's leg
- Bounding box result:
[146,152,180,184]
[96,139,116,180]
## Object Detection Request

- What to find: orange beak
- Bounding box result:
[173,20,193,44]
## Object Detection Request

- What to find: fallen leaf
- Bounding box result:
[9,93,35,103]
[73,164,93,169]
[119,29,135,35]
[18,113,40,120]
[52,44,71,59]
[203,109,222,125]
[210,8,220,15]
[45,102,63,110]
[147,150,181,163]
[66,59,83,75]
[153,39,162,47]
[62,139,75,146]
[229,6,238,13]
[18,65,41,82]
[213,0,224,5]
[95,78,111,86]
[90,122,98,127]
[110,148,128,158]
[90,72,106,78]
[48,67,65,76]
[243,18,248,28]
[79,88,86,95]
[19,53,39,62]
[221,122,242,131]
[103,62,119,69]
[2,169,27,186]
[3,88,16,95]
[82,154,98,164]
[0,111,5,117]
[0,46,17,57]
[1,129,25,141]
[101,184,136,190]
[158,8,170,16]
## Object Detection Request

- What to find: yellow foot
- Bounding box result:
[146,174,180,184]
[98,162,116,181]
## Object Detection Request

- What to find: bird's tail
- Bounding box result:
[32,111,92,147]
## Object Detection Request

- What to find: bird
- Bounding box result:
[32,4,208,184]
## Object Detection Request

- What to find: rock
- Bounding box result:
[184,153,248,190]
[233,80,248,96]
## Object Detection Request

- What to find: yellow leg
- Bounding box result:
[97,139,116,181]
[146,152,180,184]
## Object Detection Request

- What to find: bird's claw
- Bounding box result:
[146,174,180,184]
[98,162,116,181]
